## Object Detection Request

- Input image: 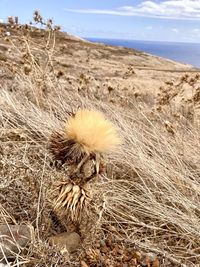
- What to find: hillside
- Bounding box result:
[0,22,198,109]
[1,17,200,267]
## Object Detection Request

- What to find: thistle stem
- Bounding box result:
[74,154,89,174]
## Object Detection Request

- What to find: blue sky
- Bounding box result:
[1,0,200,43]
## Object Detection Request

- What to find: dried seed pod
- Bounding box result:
[50,109,121,222]
[53,182,88,221]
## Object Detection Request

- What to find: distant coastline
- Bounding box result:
[85,37,200,68]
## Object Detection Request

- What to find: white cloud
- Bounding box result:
[192,28,200,32]
[0,19,3,23]
[172,28,179,32]
[65,0,200,20]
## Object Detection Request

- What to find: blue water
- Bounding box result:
[86,38,200,68]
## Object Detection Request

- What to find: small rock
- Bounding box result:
[100,245,108,254]
[133,251,142,262]
[152,258,160,267]
[0,224,32,259]
[129,258,137,266]
[141,252,159,266]
[80,260,89,267]
[146,252,158,262]
[49,232,81,253]
[99,240,106,247]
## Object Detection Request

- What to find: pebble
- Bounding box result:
[141,252,159,267]
[49,232,81,253]
[80,260,89,267]
[0,224,32,259]
[133,251,142,261]
[152,258,160,267]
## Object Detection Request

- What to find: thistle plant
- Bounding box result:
[50,109,121,221]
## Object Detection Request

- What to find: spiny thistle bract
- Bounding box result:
[53,182,89,221]
[50,109,121,221]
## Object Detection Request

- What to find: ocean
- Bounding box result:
[86,38,200,68]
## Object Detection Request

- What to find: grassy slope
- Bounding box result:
[1,22,200,266]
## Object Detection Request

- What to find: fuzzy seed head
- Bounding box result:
[65,109,121,154]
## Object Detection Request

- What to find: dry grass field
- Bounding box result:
[1,14,200,266]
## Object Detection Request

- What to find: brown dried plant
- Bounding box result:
[1,11,62,108]
[50,109,121,221]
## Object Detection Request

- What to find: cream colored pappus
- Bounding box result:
[65,109,121,155]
